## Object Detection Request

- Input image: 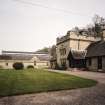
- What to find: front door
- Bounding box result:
[98,57,102,69]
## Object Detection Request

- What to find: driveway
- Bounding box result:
[0,70,105,105]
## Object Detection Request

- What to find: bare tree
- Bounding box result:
[50,45,56,59]
[93,14,105,25]
[86,24,95,36]
[93,14,105,39]
[71,26,80,35]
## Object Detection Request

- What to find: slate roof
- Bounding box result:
[0,55,12,60]
[11,54,33,60]
[2,51,49,55]
[0,54,50,61]
[36,55,50,61]
[0,50,50,61]
[86,40,105,57]
[0,54,33,60]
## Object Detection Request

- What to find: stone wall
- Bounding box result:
[56,40,70,68]
[0,60,35,69]
[86,57,105,72]
[87,57,98,71]
[0,60,49,69]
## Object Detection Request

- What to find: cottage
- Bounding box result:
[86,40,105,72]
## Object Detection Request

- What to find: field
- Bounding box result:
[0,69,97,97]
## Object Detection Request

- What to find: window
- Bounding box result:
[61,58,66,67]
[59,48,66,56]
[63,48,66,55]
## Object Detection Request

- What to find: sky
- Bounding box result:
[0,0,105,52]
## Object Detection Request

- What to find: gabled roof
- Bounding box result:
[2,50,49,55]
[86,40,105,57]
[68,49,87,60]
[71,50,87,59]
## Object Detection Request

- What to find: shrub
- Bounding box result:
[55,64,67,70]
[27,65,34,69]
[13,62,24,70]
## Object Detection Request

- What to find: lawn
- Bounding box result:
[0,69,97,97]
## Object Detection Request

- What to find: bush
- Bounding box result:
[55,64,67,70]
[13,62,24,70]
[27,65,34,69]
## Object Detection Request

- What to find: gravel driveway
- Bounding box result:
[0,70,105,105]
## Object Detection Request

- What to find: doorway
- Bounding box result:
[98,57,102,69]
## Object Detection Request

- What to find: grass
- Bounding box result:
[0,69,97,97]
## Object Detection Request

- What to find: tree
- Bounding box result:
[37,47,50,53]
[93,14,105,39]
[85,24,96,36]
[72,26,80,35]
[50,45,56,58]
[93,14,105,25]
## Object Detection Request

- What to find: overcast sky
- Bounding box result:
[0,0,105,52]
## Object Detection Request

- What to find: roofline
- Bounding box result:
[86,55,105,58]
[56,38,95,45]
[2,51,49,54]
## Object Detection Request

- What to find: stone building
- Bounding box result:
[86,40,105,72]
[56,30,101,69]
[0,51,50,69]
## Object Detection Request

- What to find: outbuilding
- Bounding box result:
[86,40,105,72]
